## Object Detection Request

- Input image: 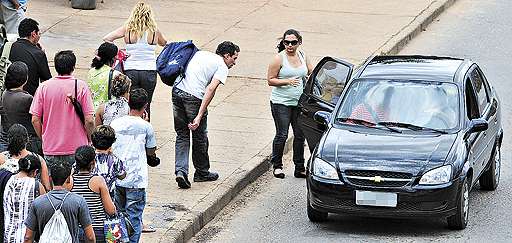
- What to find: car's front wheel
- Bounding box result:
[307,197,328,222]
[447,178,469,229]
[479,143,501,190]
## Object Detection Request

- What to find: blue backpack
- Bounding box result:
[156,40,199,86]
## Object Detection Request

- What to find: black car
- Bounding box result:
[298,55,502,229]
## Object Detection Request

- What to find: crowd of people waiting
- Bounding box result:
[0,2,162,242]
[0,0,316,241]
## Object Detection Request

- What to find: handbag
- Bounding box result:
[68,79,85,125]
[107,69,114,100]
[104,212,134,243]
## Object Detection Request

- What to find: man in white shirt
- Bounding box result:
[173,41,239,189]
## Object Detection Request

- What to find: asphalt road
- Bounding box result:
[190,0,512,242]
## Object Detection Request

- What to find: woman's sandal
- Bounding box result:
[273,168,285,179]
[294,170,307,178]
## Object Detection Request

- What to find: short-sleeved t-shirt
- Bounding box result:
[93,152,125,192]
[111,116,156,189]
[86,66,121,110]
[30,76,95,155]
[175,51,228,100]
[24,190,92,243]
[0,89,37,139]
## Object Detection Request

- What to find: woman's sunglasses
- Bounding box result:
[283,40,299,46]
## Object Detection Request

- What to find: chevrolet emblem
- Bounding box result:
[373,176,383,183]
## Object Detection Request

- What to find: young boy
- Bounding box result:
[91,125,126,199]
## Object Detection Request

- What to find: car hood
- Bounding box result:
[320,128,458,175]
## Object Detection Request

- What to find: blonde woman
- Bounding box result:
[103,1,167,121]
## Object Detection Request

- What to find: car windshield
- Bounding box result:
[336,79,460,131]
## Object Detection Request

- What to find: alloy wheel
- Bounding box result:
[463,181,469,223]
[495,146,501,183]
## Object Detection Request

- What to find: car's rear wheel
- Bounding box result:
[479,143,500,190]
[307,197,328,222]
[447,178,469,229]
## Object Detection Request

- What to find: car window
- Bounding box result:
[312,61,350,105]
[336,79,460,130]
[465,78,480,119]
[470,68,489,113]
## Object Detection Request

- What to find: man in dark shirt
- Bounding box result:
[9,18,51,96]
[0,61,41,154]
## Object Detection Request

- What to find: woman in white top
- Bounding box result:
[103,1,167,121]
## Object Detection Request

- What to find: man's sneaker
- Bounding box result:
[193,171,219,182]
[176,172,191,189]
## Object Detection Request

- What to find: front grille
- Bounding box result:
[345,170,412,179]
[343,170,413,187]
[338,198,420,211]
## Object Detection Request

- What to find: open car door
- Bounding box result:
[298,57,353,152]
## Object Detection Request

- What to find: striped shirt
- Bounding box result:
[71,173,106,229]
[3,176,37,243]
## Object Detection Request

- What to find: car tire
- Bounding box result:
[479,143,501,191]
[307,198,328,222]
[447,178,469,230]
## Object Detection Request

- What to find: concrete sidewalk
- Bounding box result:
[26,0,457,242]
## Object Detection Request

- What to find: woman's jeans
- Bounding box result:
[270,102,305,171]
[125,70,157,121]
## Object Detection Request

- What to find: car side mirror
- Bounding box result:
[314,111,331,126]
[465,118,488,138]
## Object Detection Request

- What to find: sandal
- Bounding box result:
[142,224,156,233]
[294,170,307,178]
[273,168,285,179]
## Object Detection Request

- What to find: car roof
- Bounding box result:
[358,55,466,83]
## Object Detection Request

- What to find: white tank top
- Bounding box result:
[124,31,157,71]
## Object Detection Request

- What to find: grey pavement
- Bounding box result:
[26,0,458,242]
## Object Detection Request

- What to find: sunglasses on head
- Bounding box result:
[283,40,299,46]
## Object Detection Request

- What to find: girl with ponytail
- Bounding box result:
[87,42,121,109]
[3,154,45,243]
[0,124,50,190]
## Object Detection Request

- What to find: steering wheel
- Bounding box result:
[426,111,453,129]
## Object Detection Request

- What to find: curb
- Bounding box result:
[375,0,458,55]
[163,137,293,243]
[164,0,458,242]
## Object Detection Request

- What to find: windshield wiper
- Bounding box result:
[336,118,401,133]
[377,121,448,134]
[336,117,376,127]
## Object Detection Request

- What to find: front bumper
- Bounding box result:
[307,175,462,218]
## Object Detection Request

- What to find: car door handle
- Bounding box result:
[300,107,309,114]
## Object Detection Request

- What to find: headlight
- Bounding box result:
[313,157,338,180]
[419,165,452,185]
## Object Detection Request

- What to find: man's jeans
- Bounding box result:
[44,154,75,168]
[172,88,210,177]
[0,3,25,34]
[116,187,146,243]
[270,102,305,171]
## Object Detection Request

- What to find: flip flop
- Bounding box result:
[142,224,156,233]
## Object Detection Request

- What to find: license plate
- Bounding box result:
[355,190,397,207]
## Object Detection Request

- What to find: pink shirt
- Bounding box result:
[30,76,94,155]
